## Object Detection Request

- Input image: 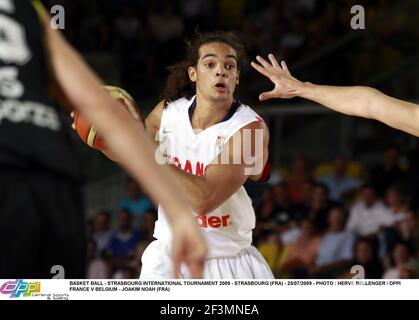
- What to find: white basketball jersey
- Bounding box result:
[153,96,263,258]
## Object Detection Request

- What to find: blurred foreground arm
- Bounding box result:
[251,54,419,137]
[38,7,206,277]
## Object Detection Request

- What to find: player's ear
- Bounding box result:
[188,67,197,82]
[236,70,240,85]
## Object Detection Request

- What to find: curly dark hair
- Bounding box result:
[162,31,245,106]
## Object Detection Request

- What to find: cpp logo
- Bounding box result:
[0,280,41,298]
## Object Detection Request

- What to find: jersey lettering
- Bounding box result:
[0,98,61,131]
[0,67,23,98]
[0,0,14,13]
[0,13,32,65]
[196,214,231,229]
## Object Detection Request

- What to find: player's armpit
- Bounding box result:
[145,100,165,143]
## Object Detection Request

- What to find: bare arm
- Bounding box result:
[145,100,165,144]
[251,54,419,137]
[169,121,269,214]
[300,84,419,137]
[145,103,269,214]
[38,8,205,276]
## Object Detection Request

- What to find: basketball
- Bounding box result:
[73,86,137,150]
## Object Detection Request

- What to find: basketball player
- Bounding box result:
[0,0,205,278]
[251,54,419,137]
[136,32,274,279]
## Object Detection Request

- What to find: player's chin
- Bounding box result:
[212,89,231,100]
[212,95,231,103]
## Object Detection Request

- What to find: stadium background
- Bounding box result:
[41,0,419,279]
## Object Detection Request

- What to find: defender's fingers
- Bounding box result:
[268,54,281,69]
[259,90,278,101]
[251,61,271,78]
[281,61,292,76]
[256,55,275,71]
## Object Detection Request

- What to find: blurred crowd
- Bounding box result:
[85,177,156,279]
[41,0,419,102]
[255,145,419,279]
[85,145,419,279]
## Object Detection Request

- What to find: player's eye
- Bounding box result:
[205,62,214,68]
[226,64,235,70]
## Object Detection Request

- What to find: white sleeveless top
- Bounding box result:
[153,96,263,258]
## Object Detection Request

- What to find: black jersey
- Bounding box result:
[0,0,81,179]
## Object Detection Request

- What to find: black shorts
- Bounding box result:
[0,170,86,279]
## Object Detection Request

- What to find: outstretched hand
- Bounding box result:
[251,54,303,101]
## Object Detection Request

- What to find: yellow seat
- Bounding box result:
[347,162,364,179]
[275,167,290,180]
[314,163,333,178]
[274,244,294,279]
[314,161,365,179]
[258,243,281,270]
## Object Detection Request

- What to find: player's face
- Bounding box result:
[189,42,239,103]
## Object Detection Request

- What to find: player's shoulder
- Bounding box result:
[148,96,191,120]
[235,102,269,139]
[233,101,265,125]
[147,100,165,121]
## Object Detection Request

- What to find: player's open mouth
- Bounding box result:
[214,83,227,92]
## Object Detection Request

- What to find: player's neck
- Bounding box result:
[192,94,233,130]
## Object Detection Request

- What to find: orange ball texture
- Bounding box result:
[73,86,136,150]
